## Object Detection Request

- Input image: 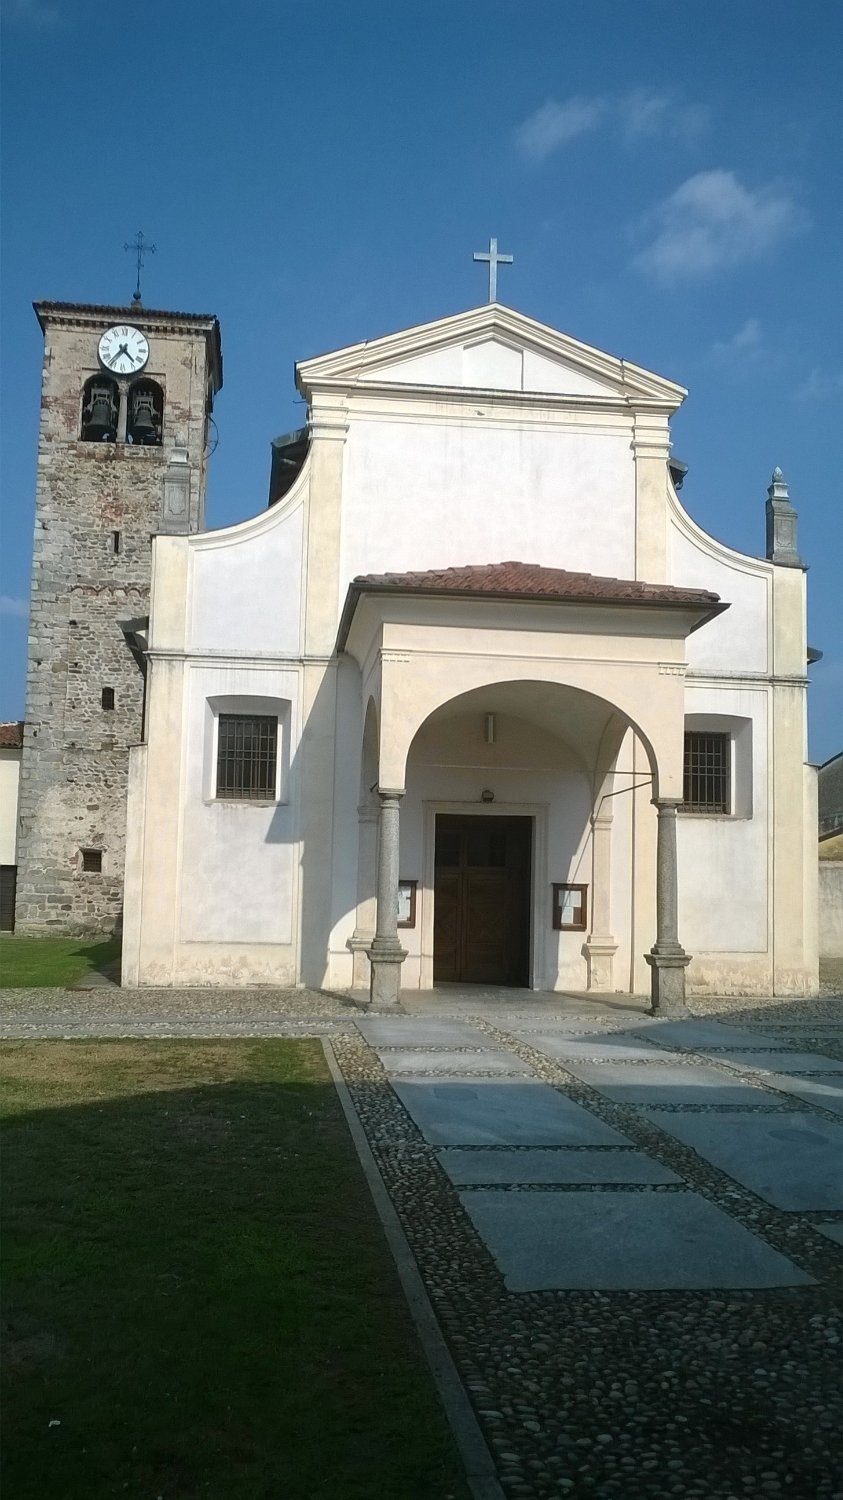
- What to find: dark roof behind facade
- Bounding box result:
[338,562,727,647]
[819,751,843,839]
[0,721,24,749]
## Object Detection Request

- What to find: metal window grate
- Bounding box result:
[683,732,730,813]
[216,714,278,800]
[81,848,102,873]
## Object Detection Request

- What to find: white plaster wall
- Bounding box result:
[339,419,635,605]
[819,864,843,958]
[177,664,300,946]
[0,749,21,864]
[670,525,769,673]
[677,686,769,955]
[189,502,304,655]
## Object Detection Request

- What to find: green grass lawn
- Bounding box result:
[0,935,121,988]
[1,1039,470,1500]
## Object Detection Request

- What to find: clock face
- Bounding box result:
[98,324,149,376]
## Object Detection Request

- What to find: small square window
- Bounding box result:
[682,732,730,813]
[102,687,115,710]
[81,849,102,873]
[216,714,278,800]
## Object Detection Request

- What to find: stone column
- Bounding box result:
[645,798,691,1014]
[583,807,618,992]
[369,790,407,1007]
[347,804,379,989]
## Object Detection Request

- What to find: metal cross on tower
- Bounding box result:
[124,230,157,305]
[473,236,513,303]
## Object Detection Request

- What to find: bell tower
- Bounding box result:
[15,301,222,934]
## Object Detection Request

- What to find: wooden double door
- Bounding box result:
[433,815,531,986]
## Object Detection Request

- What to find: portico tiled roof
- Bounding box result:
[337,562,728,648]
[351,562,722,607]
[0,721,24,748]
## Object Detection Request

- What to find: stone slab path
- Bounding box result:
[337,999,843,1497]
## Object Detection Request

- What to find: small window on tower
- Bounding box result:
[127,378,163,446]
[81,849,102,873]
[80,376,118,442]
[102,687,115,710]
[113,531,122,555]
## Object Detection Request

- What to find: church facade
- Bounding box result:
[111,301,817,1007]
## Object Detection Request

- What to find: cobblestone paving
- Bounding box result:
[0,986,356,1038]
[336,998,843,1500]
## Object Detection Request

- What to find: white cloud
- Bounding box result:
[709,317,763,364]
[0,595,28,618]
[619,89,709,144]
[514,89,708,163]
[1,0,66,27]
[633,170,808,282]
[514,96,606,162]
[795,367,843,402]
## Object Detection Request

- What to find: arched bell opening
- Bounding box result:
[127,378,164,446]
[80,375,119,442]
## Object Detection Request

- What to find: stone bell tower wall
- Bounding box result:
[15,302,221,934]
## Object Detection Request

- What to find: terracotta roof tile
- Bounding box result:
[0,721,24,748]
[350,562,722,609]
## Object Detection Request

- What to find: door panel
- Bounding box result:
[432,871,460,983]
[433,817,531,985]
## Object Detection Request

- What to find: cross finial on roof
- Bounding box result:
[124,229,156,305]
[473,236,513,303]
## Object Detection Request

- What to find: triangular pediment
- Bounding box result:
[296,304,686,407]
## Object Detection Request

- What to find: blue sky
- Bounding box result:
[1,0,841,758]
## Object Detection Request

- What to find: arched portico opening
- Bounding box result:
[395,680,652,994]
[357,673,689,1008]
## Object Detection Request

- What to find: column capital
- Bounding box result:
[651,796,682,812]
[377,787,405,802]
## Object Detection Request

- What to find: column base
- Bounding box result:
[369,942,407,1008]
[346,932,375,990]
[583,938,618,993]
[645,950,692,1015]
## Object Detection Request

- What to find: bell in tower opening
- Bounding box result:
[128,379,163,445]
[80,377,118,441]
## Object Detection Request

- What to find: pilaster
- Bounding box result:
[347,804,379,988]
[303,396,348,656]
[583,806,617,991]
[632,412,671,583]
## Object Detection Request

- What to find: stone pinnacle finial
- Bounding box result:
[766,466,802,568]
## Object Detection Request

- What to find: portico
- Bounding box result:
[337,562,728,1013]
